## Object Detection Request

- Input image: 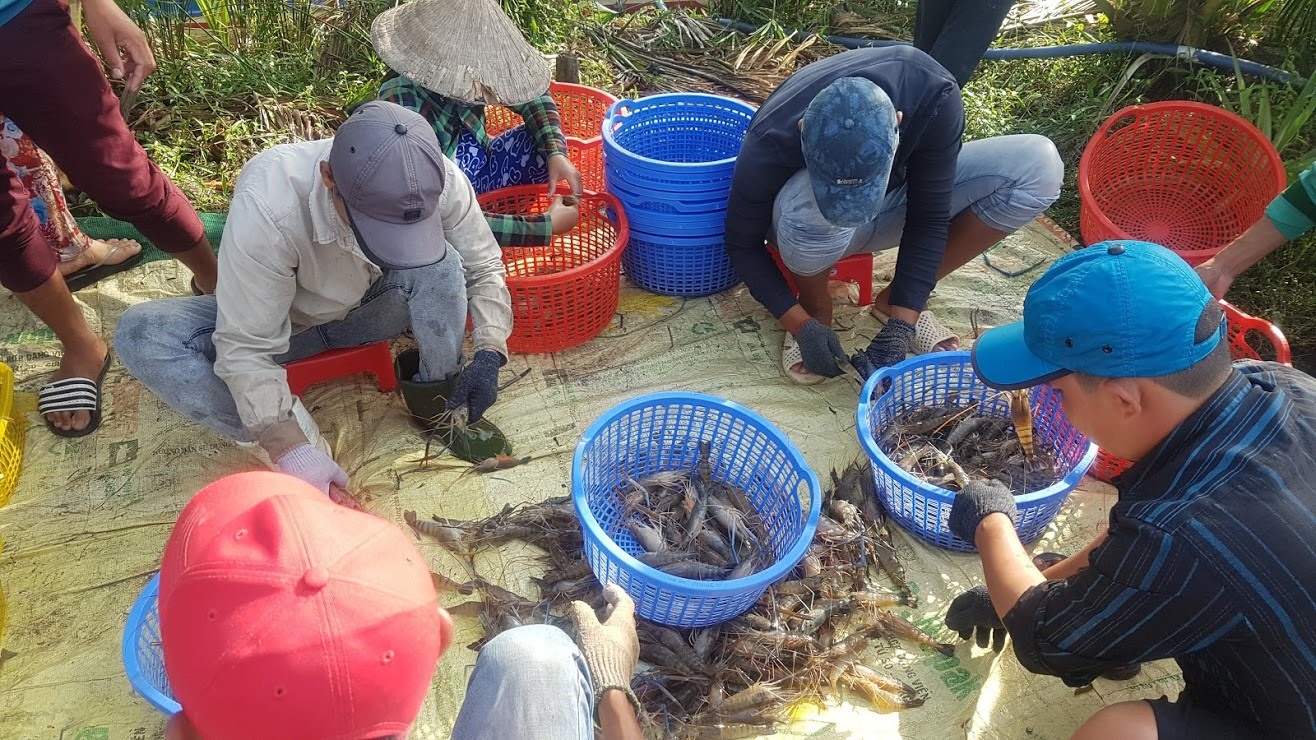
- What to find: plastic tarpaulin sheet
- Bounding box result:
[0,219,1182,739]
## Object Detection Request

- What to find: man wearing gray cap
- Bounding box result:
[116,101,514,493]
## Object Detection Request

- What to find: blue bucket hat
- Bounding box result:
[972,241,1225,390]
[801,77,899,228]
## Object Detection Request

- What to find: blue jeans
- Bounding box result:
[772,134,1063,277]
[915,0,1015,86]
[114,258,467,443]
[451,625,594,740]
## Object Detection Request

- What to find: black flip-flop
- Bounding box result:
[63,242,146,293]
[38,352,112,438]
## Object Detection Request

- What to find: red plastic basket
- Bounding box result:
[569,137,604,193]
[477,186,628,354]
[1088,300,1291,482]
[485,82,618,141]
[1078,101,1287,266]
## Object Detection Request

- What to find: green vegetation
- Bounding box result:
[73,0,1316,367]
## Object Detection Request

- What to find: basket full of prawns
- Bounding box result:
[857,352,1097,552]
[572,392,822,628]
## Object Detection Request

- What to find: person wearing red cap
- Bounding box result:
[157,471,645,740]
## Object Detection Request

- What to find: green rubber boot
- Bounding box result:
[395,349,511,463]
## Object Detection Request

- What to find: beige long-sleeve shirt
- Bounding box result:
[212,138,511,457]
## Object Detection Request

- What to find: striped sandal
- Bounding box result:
[38,352,112,438]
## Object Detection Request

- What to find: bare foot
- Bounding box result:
[934,337,961,352]
[58,238,142,277]
[43,336,109,433]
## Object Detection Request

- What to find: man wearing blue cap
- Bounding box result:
[945,240,1316,738]
[723,46,1063,385]
[116,101,516,493]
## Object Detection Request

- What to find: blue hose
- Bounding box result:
[715,19,1298,85]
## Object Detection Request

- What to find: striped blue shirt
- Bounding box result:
[1005,362,1316,737]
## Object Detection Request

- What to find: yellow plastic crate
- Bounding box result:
[0,362,25,508]
[0,533,5,649]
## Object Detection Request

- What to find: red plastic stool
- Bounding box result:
[284,341,398,396]
[767,245,874,307]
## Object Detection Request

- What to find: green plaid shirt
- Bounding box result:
[378,76,565,248]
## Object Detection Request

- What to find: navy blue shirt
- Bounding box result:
[722,46,963,318]
[1005,362,1316,737]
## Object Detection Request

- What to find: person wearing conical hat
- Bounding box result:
[372,0,582,250]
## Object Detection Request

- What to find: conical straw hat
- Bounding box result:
[371,0,551,106]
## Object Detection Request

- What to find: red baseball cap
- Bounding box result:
[158,472,449,740]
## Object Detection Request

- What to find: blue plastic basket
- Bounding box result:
[605,175,731,216]
[623,232,738,297]
[856,352,1097,552]
[573,393,821,627]
[604,156,737,193]
[625,207,726,237]
[122,573,181,715]
[603,94,755,178]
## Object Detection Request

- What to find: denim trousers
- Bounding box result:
[451,625,594,740]
[115,257,467,443]
[914,0,1016,87]
[772,134,1063,277]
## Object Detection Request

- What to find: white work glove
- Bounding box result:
[275,443,348,495]
[570,584,641,711]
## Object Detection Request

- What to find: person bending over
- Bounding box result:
[159,471,644,740]
[723,46,1062,385]
[947,240,1316,739]
[117,102,516,501]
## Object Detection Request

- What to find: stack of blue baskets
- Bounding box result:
[602,94,757,297]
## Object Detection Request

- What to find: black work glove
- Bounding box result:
[794,319,848,378]
[850,318,915,380]
[945,585,1007,651]
[447,349,505,422]
[948,480,1018,544]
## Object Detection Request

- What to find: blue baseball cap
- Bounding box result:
[801,77,899,228]
[972,241,1225,390]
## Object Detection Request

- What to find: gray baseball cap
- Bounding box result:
[329,101,447,270]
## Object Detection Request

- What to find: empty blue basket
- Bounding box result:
[623,232,737,297]
[625,207,727,236]
[602,94,755,180]
[604,176,731,216]
[122,573,181,715]
[856,352,1097,552]
[573,392,821,627]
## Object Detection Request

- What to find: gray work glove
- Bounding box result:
[949,480,1018,543]
[851,317,915,380]
[945,585,1007,651]
[447,349,504,422]
[794,319,848,377]
[275,443,348,495]
[570,584,641,711]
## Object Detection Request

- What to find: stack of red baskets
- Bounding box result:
[478,186,628,354]
[485,81,616,193]
[1078,101,1287,266]
[1088,301,1292,482]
